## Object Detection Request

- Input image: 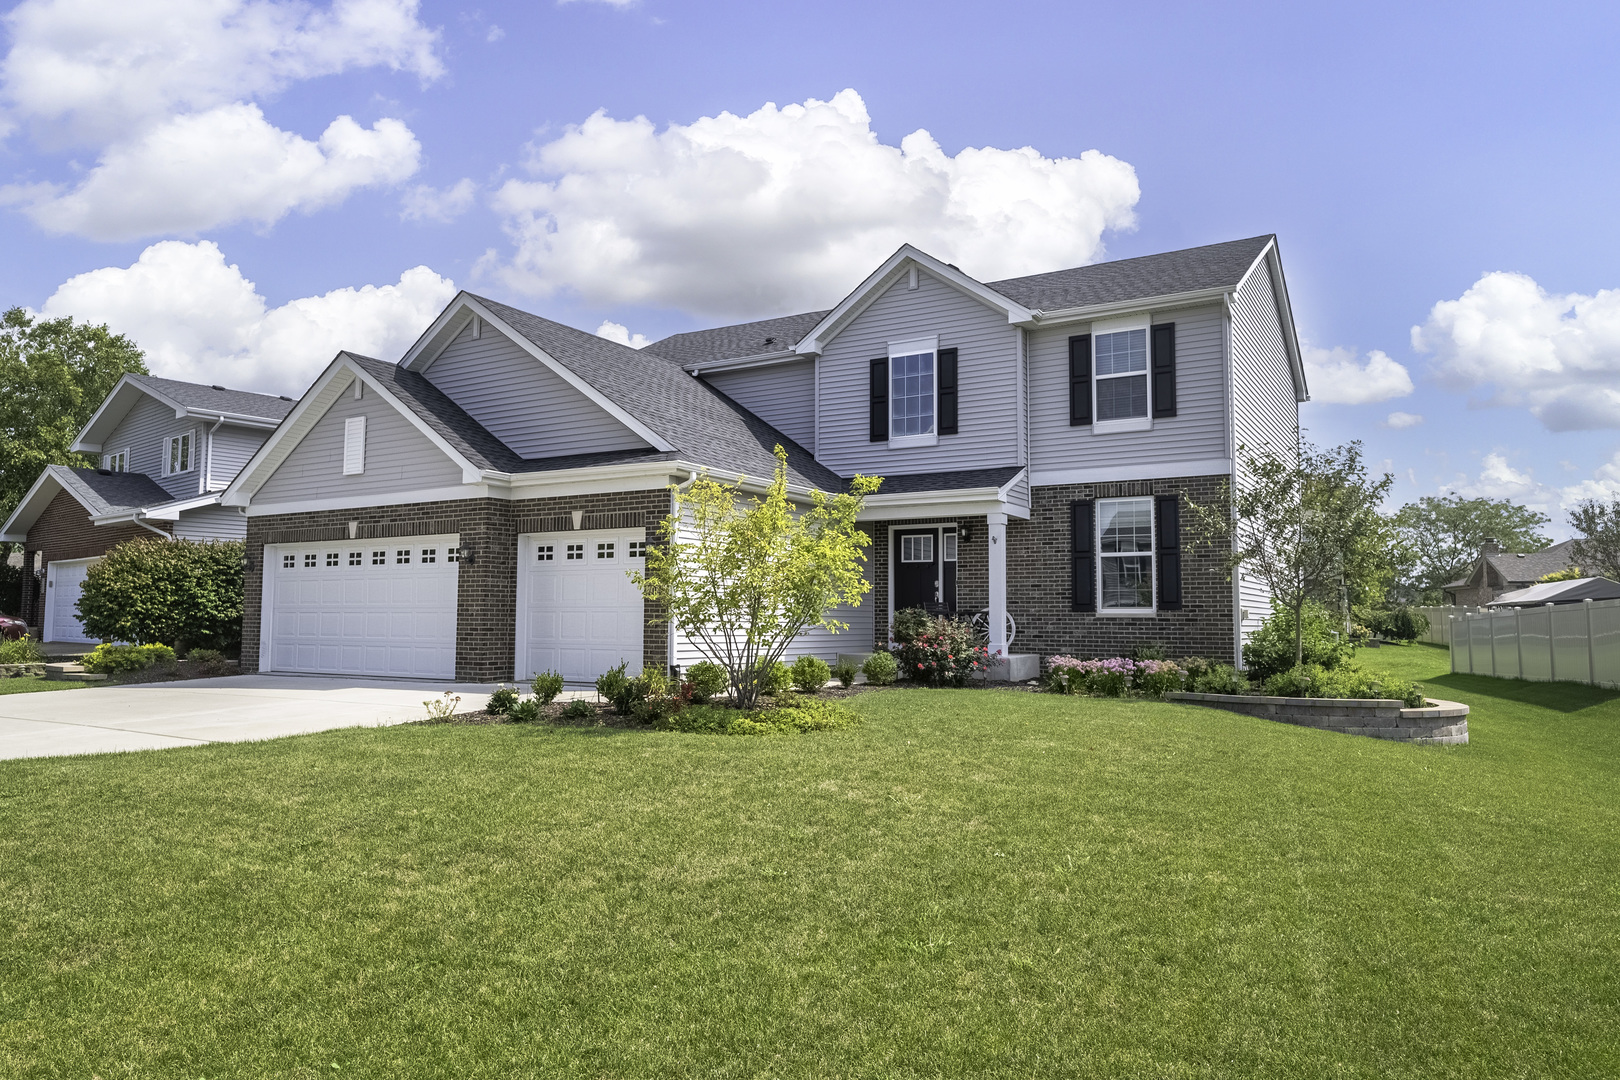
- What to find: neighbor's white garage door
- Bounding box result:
[266,534,459,679]
[516,530,645,684]
[45,557,100,644]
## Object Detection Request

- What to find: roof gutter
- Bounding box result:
[685,349,802,377]
[1021,285,1235,328]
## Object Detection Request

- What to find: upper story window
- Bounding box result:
[164,432,194,475]
[1098,497,1155,612]
[102,449,128,472]
[1095,328,1148,422]
[891,350,935,439]
[1070,319,1176,434]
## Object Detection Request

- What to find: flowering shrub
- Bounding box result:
[895,615,989,687]
[1045,656,1187,697]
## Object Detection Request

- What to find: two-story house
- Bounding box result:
[220,234,1305,683]
[0,375,296,643]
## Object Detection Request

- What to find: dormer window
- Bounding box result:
[164,432,194,475]
[886,336,938,448]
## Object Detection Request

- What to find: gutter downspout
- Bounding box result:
[204,416,225,494]
[131,511,172,539]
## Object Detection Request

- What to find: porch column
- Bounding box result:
[987,512,1008,656]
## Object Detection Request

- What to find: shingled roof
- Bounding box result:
[1446,539,1581,590]
[130,374,296,420]
[644,235,1276,367]
[49,465,175,516]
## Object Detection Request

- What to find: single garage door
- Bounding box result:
[516,530,646,684]
[266,534,459,679]
[45,557,100,644]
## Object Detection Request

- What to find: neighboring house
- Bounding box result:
[221,234,1305,683]
[0,375,296,643]
[1443,538,1580,606]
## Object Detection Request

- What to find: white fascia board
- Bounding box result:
[859,491,1029,522]
[401,293,675,453]
[794,245,1034,356]
[221,358,357,506]
[0,468,70,541]
[1029,458,1234,487]
[684,349,802,376]
[71,375,164,452]
[246,485,490,517]
[1021,286,1234,330]
[1265,244,1310,403]
[125,492,224,523]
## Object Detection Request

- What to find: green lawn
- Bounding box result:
[0,675,81,696]
[1,643,1616,1079]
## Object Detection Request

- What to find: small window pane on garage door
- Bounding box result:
[517,530,645,684]
[267,533,459,679]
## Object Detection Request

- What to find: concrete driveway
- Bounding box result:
[0,675,498,761]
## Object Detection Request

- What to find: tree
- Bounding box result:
[1569,499,1620,581]
[1187,440,1394,669]
[77,538,245,652]
[1393,495,1552,602]
[0,307,147,526]
[631,447,880,708]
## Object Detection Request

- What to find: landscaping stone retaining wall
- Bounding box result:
[1165,691,1469,745]
[0,663,46,678]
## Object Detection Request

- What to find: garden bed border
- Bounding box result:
[1165,691,1469,745]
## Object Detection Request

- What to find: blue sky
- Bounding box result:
[2,0,1617,533]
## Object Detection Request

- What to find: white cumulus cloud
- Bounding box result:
[594,320,649,349]
[0,0,440,238]
[1301,343,1414,404]
[487,88,1140,318]
[1445,450,1620,522]
[1414,270,1620,431]
[40,240,456,394]
[401,177,477,222]
[1385,411,1423,428]
[6,105,419,240]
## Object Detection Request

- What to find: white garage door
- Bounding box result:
[266,534,459,679]
[45,557,100,644]
[516,530,646,684]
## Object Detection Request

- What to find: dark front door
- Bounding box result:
[894,528,940,611]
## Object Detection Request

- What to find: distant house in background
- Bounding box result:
[1444,537,1580,606]
[1486,576,1620,607]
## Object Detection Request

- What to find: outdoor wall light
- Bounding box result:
[958,524,973,543]
[458,543,477,565]
[241,553,256,573]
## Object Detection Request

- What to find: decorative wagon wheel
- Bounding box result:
[969,608,1017,652]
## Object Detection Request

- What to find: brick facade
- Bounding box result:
[18,489,171,630]
[242,489,669,682]
[867,515,987,650]
[1009,475,1233,662]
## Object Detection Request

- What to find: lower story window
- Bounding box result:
[1098,497,1154,611]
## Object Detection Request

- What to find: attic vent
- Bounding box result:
[278,395,293,401]
[211,384,226,391]
[763,336,774,346]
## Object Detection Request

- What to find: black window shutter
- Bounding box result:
[1151,323,1177,418]
[938,347,959,435]
[869,358,888,442]
[1071,499,1095,612]
[1068,335,1092,426]
[1156,494,1182,610]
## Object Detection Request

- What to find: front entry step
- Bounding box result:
[43,663,107,682]
[983,654,1040,682]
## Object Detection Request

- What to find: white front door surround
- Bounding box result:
[45,557,100,644]
[262,533,459,679]
[515,529,646,685]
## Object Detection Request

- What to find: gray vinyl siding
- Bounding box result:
[815,270,1021,476]
[1230,268,1299,461]
[100,394,205,500]
[1027,304,1227,474]
[423,320,649,459]
[173,503,247,541]
[672,581,874,668]
[1007,470,1030,515]
[701,360,816,452]
[206,425,269,492]
[255,391,466,504]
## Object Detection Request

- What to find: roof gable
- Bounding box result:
[986,235,1275,311]
[0,465,175,541]
[73,373,294,452]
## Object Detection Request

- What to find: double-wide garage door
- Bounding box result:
[267,534,459,679]
[516,530,645,684]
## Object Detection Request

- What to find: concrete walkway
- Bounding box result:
[0,675,499,761]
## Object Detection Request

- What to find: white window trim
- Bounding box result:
[887,334,940,449]
[103,447,129,472]
[1091,315,1152,435]
[1095,495,1156,616]
[163,432,196,476]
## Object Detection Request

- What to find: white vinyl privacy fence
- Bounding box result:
[1417,606,1485,644]
[1450,600,1620,687]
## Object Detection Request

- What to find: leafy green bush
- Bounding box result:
[891,607,932,644]
[530,670,565,704]
[657,698,859,736]
[0,634,43,665]
[507,698,541,723]
[831,658,858,687]
[790,655,830,693]
[1130,642,1169,662]
[1263,664,1327,698]
[81,642,176,674]
[185,647,223,664]
[560,698,594,722]
[1187,663,1249,695]
[1242,601,1354,680]
[596,662,631,709]
[487,685,520,715]
[1382,605,1430,643]
[1261,664,1428,707]
[77,538,244,653]
[761,660,793,696]
[686,660,729,702]
[861,651,898,686]
[894,615,988,687]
